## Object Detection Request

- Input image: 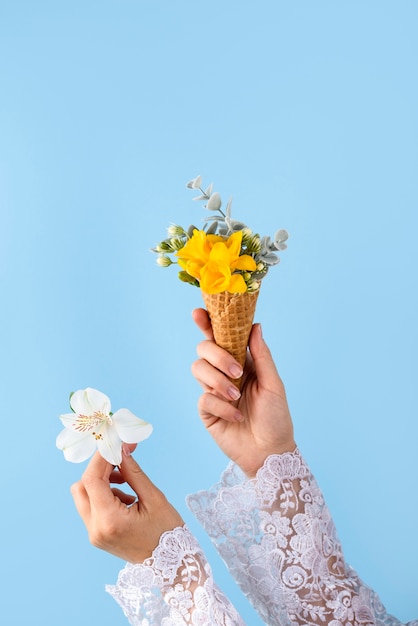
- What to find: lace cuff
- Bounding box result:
[106,524,245,626]
[187,449,412,626]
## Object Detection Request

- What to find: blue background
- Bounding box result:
[1,1,417,624]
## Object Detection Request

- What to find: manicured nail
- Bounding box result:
[122,443,132,457]
[229,363,243,379]
[227,385,241,400]
[234,411,244,422]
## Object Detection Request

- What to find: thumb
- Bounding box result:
[119,449,159,502]
[248,324,282,390]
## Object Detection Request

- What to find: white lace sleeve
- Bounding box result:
[106,524,245,625]
[187,448,417,626]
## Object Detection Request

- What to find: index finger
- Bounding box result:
[192,308,214,341]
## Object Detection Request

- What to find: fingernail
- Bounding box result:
[234,411,244,422]
[227,385,241,400]
[122,443,132,457]
[229,363,243,379]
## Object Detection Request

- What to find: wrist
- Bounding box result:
[240,439,297,478]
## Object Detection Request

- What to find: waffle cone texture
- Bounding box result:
[201,289,260,388]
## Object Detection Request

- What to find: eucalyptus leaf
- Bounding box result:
[224,216,233,234]
[203,215,223,222]
[275,228,289,243]
[260,235,272,253]
[206,221,219,234]
[206,192,222,212]
[186,174,202,189]
[274,242,288,251]
[225,197,233,218]
[230,219,247,231]
[260,252,280,265]
[252,269,269,281]
[187,224,198,237]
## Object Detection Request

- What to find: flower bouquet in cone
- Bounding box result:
[153,175,288,387]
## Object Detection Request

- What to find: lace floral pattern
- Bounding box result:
[106,524,245,626]
[187,449,417,626]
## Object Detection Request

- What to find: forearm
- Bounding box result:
[187,448,411,626]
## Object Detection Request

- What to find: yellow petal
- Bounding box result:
[175,230,210,264]
[232,253,257,271]
[228,274,248,294]
[225,231,243,257]
[200,261,231,293]
[209,241,232,264]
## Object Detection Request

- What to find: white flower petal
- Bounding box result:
[59,412,79,430]
[96,425,123,465]
[113,408,153,443]
[56,428,97,463]
[70,387,111,416]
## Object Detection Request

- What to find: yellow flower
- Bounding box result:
[176,229,224,280]
[200,261,247,293]
[176,229,257,294]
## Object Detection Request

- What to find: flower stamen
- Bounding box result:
[74,411,107,433]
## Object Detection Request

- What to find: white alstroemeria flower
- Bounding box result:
[56,387,153,465]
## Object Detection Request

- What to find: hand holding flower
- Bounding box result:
[71,450,184,563]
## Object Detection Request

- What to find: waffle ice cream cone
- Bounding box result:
[201,289,260,388]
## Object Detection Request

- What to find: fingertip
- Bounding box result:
[250,322,269,351]
[191,307,206,322]
[227,384,241,400]
[252,322,263,340]
[70,480,79,497]
[119,450,141,482]
[122,443,136,457]
[191,307,202,320]
[192,308,214,340]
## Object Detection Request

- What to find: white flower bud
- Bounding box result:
[156,255,173,267]
[247,280,261,292]
[167,224,185,237]
[170,237,185,251]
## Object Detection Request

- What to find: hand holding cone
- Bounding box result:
[201,289,259,388]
